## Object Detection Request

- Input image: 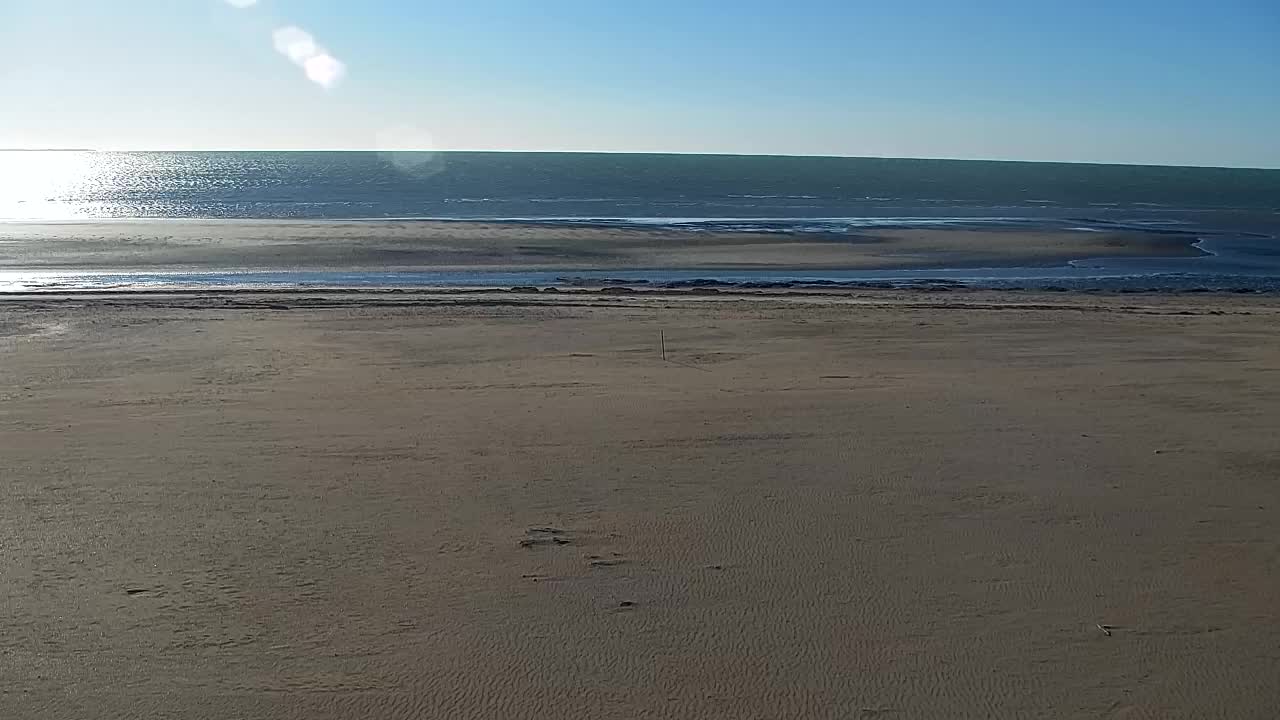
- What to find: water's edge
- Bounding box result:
[4,268,1279,294]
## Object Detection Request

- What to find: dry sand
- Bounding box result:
[0,220,1202,270]
[2,290,1279,718]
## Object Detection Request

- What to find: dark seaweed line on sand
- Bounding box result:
[0,288,1268,317]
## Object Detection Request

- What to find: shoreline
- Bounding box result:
[3,287,1279,312]
[0,219,1206,270]
[9,216,1273,293]
[5,275,1278,295]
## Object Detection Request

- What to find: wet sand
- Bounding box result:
[3,290,1279,718]
[0,219,1203,270]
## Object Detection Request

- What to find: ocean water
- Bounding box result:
[2,151,1278,291]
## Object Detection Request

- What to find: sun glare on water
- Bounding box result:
[0,151,113,221]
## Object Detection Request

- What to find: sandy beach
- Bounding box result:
[0,220,1203,271]
[3,289,1279,718]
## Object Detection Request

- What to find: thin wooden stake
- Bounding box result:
[660,329,666,361]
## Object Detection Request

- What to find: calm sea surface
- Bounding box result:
[2,151,1278,290]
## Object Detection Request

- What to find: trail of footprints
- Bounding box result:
[519,526,634,608]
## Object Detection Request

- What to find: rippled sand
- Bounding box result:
[2,290,1278,718]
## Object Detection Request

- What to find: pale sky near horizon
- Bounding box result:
[1,0,1277,167]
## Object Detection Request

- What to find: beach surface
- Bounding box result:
[3,289,1278,718]
[0,220,1203,271]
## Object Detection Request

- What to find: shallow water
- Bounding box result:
[2,151,1277,290]
[5,267,1279,294]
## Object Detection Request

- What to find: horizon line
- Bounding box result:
[2,147,1275,171]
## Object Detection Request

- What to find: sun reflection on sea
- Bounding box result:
[0,151,115,221]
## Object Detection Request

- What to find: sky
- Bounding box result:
[1,0,1277,167]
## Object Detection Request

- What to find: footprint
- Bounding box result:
[519,527,572,548]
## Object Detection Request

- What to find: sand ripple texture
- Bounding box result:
[3,291,1279,718]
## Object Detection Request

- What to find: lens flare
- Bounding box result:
[224,0,258,7]
[304,54,346,89]
[375,126,447,177]
[273,27,317,64]
[272,26,346,89]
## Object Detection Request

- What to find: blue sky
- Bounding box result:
[1,0,1277,166]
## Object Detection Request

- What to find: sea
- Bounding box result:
[2,151,1279,292]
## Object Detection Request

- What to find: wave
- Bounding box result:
[439,215,1194,235]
